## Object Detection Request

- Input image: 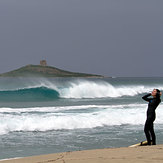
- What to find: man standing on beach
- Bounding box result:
[142,89,161,145]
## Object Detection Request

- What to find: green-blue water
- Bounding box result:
[0,77,163,160]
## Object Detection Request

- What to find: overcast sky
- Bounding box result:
[0,0,163,77]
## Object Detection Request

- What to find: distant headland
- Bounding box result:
[0,60,104,78]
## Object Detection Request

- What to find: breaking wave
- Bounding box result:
[0,80,163,101]
[58,81,158,98]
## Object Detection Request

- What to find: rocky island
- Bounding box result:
[0,60,103,78]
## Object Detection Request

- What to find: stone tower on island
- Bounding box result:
[40,60,47,66]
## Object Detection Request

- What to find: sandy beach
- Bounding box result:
[1,145,163,163]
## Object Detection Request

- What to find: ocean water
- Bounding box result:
[0,77,163,159]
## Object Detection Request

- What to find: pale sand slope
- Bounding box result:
[1,145,163,163]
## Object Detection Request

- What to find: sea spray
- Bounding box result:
[58,81,152,98]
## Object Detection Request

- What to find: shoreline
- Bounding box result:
[1,145,163,163]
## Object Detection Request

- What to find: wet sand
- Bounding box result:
[1,145,163,163]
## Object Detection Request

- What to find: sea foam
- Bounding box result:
[0,103,163,135]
